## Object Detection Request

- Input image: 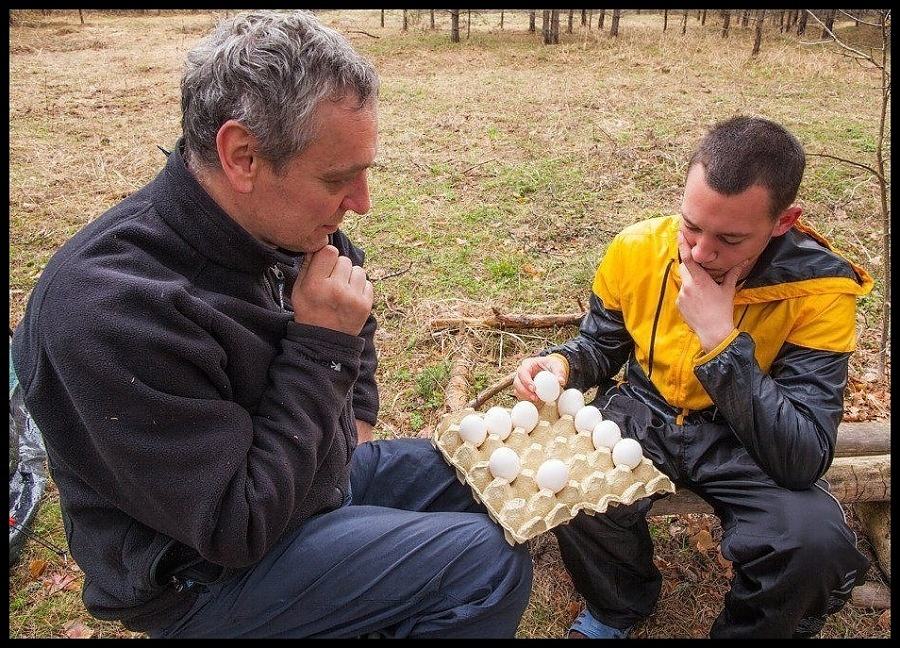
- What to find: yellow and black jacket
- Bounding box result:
[549,215,873,490]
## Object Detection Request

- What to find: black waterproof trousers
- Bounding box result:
[553,385,869,638]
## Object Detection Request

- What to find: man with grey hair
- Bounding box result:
[11,11,532,638]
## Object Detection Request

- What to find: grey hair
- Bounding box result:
[181,10,379,174]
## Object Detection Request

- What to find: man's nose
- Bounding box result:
[341,174,371,215]
[691,236,717,264]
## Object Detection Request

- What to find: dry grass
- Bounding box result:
[9,9,890,639]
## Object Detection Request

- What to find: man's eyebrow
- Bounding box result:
[321,162,373,179]
[681,214,749,238]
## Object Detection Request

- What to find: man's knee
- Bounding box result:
[451,515,533,598]
[723,490,860,580]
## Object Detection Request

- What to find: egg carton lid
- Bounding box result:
[433,402,676,546]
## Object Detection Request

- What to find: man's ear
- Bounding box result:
[215,120,258,194]
[772,206,802,237]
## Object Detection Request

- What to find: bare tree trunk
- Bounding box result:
[663,9,668,32]
[581,9,586,26]
[450,10,459,43]
[529,10,535,33]
[430,9,435,29]
[467,9,471,39]
[542,9,550,44]
[551,10,560,43]
[402,9,407,31]
[380,9,384,28]
[701,9,707,26]
[78,9,84,24]
[567,9,573,34]
[499,10,503,30]
[598,9,606,31]
[681,10,688,35]
[876,18,891,378]
[610,9,621,36]
[821,9,836,39]
[779,10,785,32]
[752,10,765,56]
[721,10,730,37]
[796,10,808,36]
[741,9,750,28]
[588,10,593,30]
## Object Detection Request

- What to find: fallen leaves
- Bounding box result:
[690,528,717,552]
[715,549,734,581]
[42,569,81,596]
[28,558,48,579]
[62,620,94,639]
[844,373,890,422]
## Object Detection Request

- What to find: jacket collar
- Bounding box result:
[665,215,873,300]
[150,139,297,273]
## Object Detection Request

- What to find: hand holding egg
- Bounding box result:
[513,355,566,403]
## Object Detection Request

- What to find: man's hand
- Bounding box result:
[676,231,749,353]
[291,245,373,336]
[513,355,567,403]
[355,419,374,444]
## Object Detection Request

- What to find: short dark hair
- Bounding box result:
[688,116,805,218]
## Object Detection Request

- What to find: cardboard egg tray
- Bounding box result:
[433,401,676,545]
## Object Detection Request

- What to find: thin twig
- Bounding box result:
[346,30,380,38]
[808,153,881,179]
[836,10,886,29]
[803,10,875,62]
[461,159,497,175]
[370,261,413,284]
[467,371,516,409]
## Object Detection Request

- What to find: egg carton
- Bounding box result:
[433,401,676,546]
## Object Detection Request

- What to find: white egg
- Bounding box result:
[533,370,561,403]
[489,447,522,481]
[574,405,602,434]
[484,406,513,440]
[458,413,487,447]
[592,419,622,450]
[611,437,643,470]
[557,388,585,418]
[510,400,539,433]
[535,458,570,493]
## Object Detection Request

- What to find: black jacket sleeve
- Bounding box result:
[544,293,635,390]
[333,231,380,425]
[694,332,848,490]
[23,278,365,569]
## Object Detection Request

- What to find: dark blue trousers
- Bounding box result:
[153,439,533,638]
[553,386,869,638]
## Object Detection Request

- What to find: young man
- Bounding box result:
[514,116,873,638]
[11,11,531,638]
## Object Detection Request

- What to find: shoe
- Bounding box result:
[568,608,632,639]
